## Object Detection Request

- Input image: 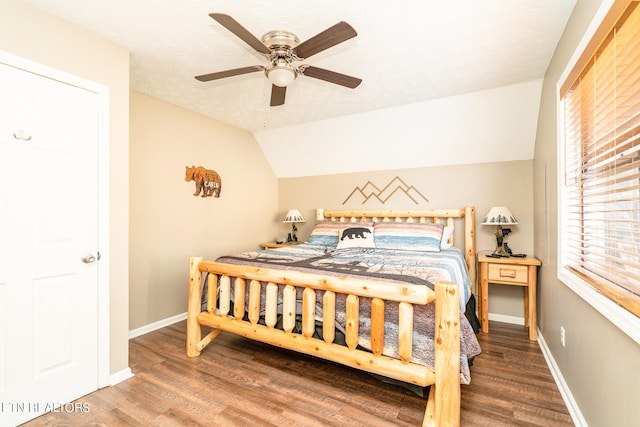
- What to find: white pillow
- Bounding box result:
[441,226,454,249]
[336,226,375,249]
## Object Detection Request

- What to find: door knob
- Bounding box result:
[81,253,96,264]
[13,130,32,141]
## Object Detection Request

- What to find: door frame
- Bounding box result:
[0,49,111,388]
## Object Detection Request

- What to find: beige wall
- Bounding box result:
[129,91,278,330]
[534,0,640,425]
[278,160,534,319]
[0,0,130,376]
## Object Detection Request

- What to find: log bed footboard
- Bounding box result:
[187,257,461,426]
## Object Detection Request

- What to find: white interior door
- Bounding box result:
[0,62,99,426]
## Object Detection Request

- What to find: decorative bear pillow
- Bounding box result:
[307,221,374,247]
[336,226,375,249]
[441,226,454,249]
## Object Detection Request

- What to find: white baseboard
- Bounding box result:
[128,312,187,339]
[488,312,524,325]
[109,367,134,386]
[537,330,587,426]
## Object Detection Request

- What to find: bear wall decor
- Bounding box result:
[185,165,222,198]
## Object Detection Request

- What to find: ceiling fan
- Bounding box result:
[195,13,362,106]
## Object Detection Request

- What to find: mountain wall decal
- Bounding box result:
[342,176,429,205]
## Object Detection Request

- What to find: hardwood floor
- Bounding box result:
[22,320,573,426]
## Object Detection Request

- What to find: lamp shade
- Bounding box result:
[283,209,305,223]
[481,206,518,225]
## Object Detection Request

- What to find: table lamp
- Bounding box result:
[482,206,518,256]
[283,209,305,242]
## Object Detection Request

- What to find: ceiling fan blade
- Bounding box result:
[195,65,264,82]
[209,13,271,55]
[301,66,362,89]
[270,85,287,106]
[292,22,357,59]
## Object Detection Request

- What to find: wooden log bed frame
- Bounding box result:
[187,207,476,426]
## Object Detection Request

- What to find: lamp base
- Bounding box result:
[492,244,511,257]
[287,223,298,242]
[493,225,513,257]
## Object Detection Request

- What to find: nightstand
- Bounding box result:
[260,242,302,250]
[477,254,541,341]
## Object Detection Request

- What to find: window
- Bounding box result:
[560,0,640,321]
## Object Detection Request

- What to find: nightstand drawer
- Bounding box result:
[488,263,528,284]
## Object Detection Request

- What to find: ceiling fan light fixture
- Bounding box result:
[199,14,361,106]
[266,61,297,87]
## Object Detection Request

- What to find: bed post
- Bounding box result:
[187,256,203,357]
[425,281,460,427]
[464,206,476,292]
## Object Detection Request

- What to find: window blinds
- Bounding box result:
[561,1,640,317]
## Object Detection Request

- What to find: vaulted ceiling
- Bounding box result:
[24,0,576,133]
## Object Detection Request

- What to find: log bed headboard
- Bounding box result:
[317,206,477,293]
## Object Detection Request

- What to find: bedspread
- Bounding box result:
[220,243,473,310]
[211,243,481,384]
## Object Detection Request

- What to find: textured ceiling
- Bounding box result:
[24,0,576,133]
